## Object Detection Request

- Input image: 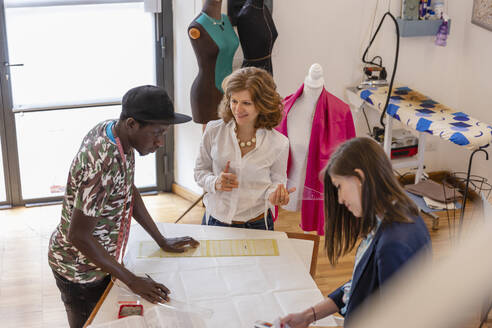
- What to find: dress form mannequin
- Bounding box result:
[284,64,324,212]
[236,0,277,74]
[227,0,273,25]
[188,0,239,124]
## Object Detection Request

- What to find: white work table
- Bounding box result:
[85,223,340,327]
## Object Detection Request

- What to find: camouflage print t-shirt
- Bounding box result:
[48,120,135,283]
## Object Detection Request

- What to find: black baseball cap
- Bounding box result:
[121,85,191,124]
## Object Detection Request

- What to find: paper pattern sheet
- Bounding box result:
[138,239,280,258]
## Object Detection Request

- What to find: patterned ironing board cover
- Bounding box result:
[357,86,492,150]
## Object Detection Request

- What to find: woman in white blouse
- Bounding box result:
[194,67,294,230]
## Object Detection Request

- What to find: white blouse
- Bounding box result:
[194,119,289,224]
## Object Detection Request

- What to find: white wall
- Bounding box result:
[174,0,492,193]
[173,0,204,194]
[172,0,242,194]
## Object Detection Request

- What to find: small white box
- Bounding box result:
[392,129,418,148]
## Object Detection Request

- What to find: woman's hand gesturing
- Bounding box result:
[215,161,239,192]
[269,184,296,206]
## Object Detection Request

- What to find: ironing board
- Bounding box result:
[357,86,492,149]
[346,85,491,231]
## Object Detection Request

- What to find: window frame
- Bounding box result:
[0,0,174,207]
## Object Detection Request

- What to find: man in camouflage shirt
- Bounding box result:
[48,85,199,328]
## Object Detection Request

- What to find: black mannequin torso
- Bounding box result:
[236,0,278,74]
[227,0,273,26]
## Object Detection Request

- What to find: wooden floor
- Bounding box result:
[0,192,489,327]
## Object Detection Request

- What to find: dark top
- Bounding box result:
[328,215,432,327]
[236,0,278,74]
[228,0,273,26]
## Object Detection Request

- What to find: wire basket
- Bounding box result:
[442,172,492,240]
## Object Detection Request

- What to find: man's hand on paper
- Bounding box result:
[127,275,171,304]
[215,161,239,192]
[269,184,296,206]
[159,237,200,253]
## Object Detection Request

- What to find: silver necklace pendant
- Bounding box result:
[215,21,224,31]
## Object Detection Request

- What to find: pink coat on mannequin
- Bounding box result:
[276,84,356,235]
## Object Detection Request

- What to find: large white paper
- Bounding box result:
[90,223,338,327]
[180,267,229,301]
[193,298,242,327]
[145,272,188,302]
[220,264,269,295]
[144,306,206,328]
[233,293,284,327]
[88,315,146,328]
[274,289,337,326]
[88,306,206,328]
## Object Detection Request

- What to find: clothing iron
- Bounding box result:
[357,65,389,89]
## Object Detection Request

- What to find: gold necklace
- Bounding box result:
[234,127,256,148]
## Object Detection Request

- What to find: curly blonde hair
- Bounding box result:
[218,67,283,129]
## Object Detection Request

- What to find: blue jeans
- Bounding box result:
[52,270,111,328]
[202,211,274,230]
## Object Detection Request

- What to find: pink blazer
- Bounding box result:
[277,84,355,235]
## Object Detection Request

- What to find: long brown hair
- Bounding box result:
[218,67,283,129]
[323,137,419,265]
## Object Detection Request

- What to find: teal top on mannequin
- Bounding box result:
[196,12,239,92]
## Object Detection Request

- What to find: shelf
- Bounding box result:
[397,18,451,37]
[390,157,420,169]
